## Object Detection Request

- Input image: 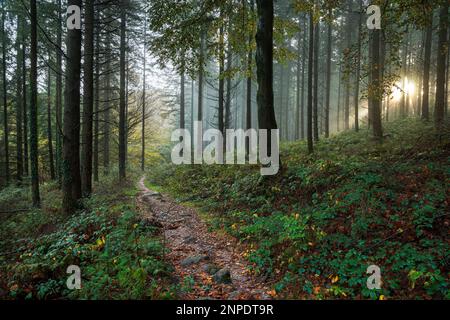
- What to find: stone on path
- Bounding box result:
[180,254,209,266]
[213,268,232,284]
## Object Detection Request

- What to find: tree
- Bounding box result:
[103,30,111,176]
[255,0,278,153]
[435,2,449,128]
[421,21,432,121]
[30,0,40,206]
[369,28,383,141]
[62,0,82,214]
[324,8,332,138]
[22,17,28,177]
[119,0,127,181]
[2,0,9,185]
[343,0,352,131]
[307,10,314,153]
[47,67,55,180]
[55,0,63,184]
[15,14,23,182]
[353,3,362,132]
[246,0,254,155]
[141,12,147,172]
[93,16,100,182]
[313,14,319,141]
[81,0,94,195]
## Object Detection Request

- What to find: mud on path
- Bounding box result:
[136,176,272,300]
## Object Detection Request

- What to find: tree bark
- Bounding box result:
[422,23,432,121]
[2,0,9,185]
[344,0,352,131]
[141,14,147,172]
[15,15,23,182]
[255,0,278,151]
[313,18,319,141]
[29,0,40,206]
[435,2,448,128]
[307,11,314,153]
[103,31,111,176]
[22,23,28,177]
[62,0,82,214]
[119,0,127,181]
[246,0,254,154]
[370,29,383,141]
[81,0,94,195]
[218,17,225,137]
[354,4,362,132]
[325,9,332,138]
[55,0,63,185]
[47,67,55,180]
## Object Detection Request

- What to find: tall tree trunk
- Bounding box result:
[296,20,301,140]
[119,0,127,181]
[29,0,40,206]
[141,14,147,172]
[445,26,449,117]
[435,2,448,128]
[325,9,332,138]
[278,64,284,139]
[337,65,342,132]
[400,27,409,118]
[285,62,290,140]
[218,17,225,137]
[422,23,432,121]
[354,4,362,132]
[180,70,185,130]
[62,0,82,214]
[93,26,99,182]
[307,11,314,153]
[370,29,383,141]
[2,0,9,185]
[416,30,425,116]
[313,18,319,141]
[255,0,278,152]
[225,42,232,133]
[245,0,254,155]
[55,0,62,185]
[103,31,111,176]
[47,67,55,180]
[300,17,307,140]
[22,25,28,177]
[16,14,23,182]
[81,0,94,195]
[344,0,352,130]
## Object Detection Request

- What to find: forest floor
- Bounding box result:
[0,118,448,300]
[148,118,450,300]
[136,176,272,300]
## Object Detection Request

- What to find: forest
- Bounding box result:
[0,0,449,301]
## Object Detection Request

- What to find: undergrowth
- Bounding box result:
[0,169,176,300]
[148,119,450,300]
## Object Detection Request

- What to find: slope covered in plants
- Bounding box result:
[148,119,450,300]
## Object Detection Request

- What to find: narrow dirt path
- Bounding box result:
[136,176,272,300]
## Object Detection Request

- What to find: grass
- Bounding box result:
[147,118,450,300]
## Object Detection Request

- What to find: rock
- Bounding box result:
[202,263,220,275]
[213,268,232,284]
[144,191,161,197]
[180,254,209,266]
[183,235,196,244]
[142,192,161,202]
[140,217,163,228]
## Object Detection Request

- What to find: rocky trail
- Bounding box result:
[136,176,272,300]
